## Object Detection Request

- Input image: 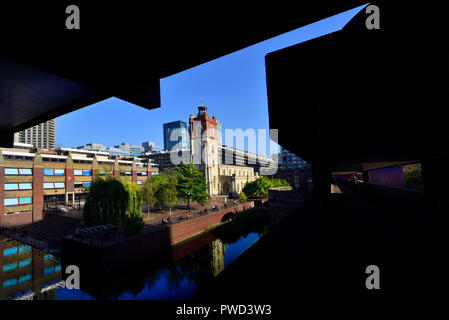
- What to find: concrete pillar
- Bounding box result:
[113,159,120,179]
[312,159,330,196]
[422,157,449,225]
[132,161,137,183]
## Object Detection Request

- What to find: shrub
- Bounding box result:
[238,191,247,203]
[123,214,144,235]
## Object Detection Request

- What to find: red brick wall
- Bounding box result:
[113,169,120,179]
[132,170,137,183]
[168,202,254,244]
[65,168,74,193]
[32,167,44,222]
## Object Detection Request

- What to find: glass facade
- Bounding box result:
[163,120,189,151]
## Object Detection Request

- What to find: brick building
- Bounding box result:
[0,146,158,226]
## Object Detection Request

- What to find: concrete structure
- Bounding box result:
[0,146,158,226]
[15,120,56,150]
[163,120,190,151]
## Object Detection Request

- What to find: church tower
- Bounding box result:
[189,104,219,196]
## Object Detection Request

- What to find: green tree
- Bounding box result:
[403,164,424,190]
[243,177,290,198]
[176,163,209,211]
[121,178,142,216]
[83,176,129,225]
[121,179,144,235]
[142,170,178,213]
[238,191,247,203]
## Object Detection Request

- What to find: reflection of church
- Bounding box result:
[189,105,259,196]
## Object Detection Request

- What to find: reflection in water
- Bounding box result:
[0,237,62,300]
[1,217,268,300]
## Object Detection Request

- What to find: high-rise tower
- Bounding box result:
[16,119,56,149]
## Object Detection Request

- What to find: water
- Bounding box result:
[0,221,267,300]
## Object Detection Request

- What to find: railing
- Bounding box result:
[0,220,62,258]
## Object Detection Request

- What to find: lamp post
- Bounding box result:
[187,192,191,212]
[78,189,81,210]
[54,189,58,213]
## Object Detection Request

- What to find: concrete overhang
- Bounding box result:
[266,1,449,172]
[0,1,366,147]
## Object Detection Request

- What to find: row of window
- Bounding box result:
[4,197,32,206]
[4,168,32,175]
[4,183,32,191]
[137,172,147,176]
[43,168,65,176]
[44,182,65,189]
[74,169,91,176]
[75,182,91,188]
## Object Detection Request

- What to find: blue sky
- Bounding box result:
[56,4,366,155]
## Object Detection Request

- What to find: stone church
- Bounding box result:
[189,105,259,196]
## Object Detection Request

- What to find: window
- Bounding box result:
[19,168,32,175]
[43,183,54,189]
[83,170,91,176]
[74,182,83,188]
[82,182,91,188]
[54,182,65,189]
[74,169,82,176]
[5,168,18,175]
[4,198,19,206]
[55,169,65,176]
[43,168,54,175]
[125,171,132,175]
[19,197,32,205]
[4,183,19,191]
[20,183,32,190]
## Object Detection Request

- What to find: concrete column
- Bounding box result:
[312,159,330,196]
[132,161,137,183]
[113,159,120,179]
[32,155,44,222]
[422,157,449,225]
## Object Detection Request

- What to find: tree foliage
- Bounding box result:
[242,176,290,198]
[176,163,209,206]
[121,178,142,216]
[403,164,424,190]
[83,176,129,225]
[142,169,178,211]
[238,191,247,203]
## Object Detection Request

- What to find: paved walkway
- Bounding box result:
[143,196,237,226]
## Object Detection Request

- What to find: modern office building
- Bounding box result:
[278,146,310,171]
[0,146,158,226]
[142,141,161,153]
[15,120,56,150]
[163,121,189,151]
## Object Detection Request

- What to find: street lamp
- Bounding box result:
[54,189,58,213]
[187,192,191,212]
[78,189,82,210]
